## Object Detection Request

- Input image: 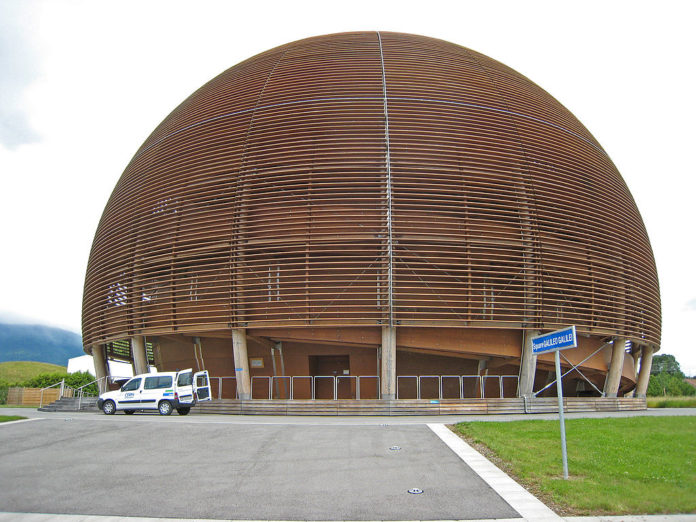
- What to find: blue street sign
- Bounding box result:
[531,325,577,480]
[531,326,577,354]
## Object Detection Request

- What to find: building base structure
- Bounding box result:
[192,397,647,416]
[100,325,652,412]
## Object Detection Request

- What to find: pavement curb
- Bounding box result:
[427,423,562,521]
[0,418,42,427]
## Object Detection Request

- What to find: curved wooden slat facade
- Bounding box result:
[82,33,660,372]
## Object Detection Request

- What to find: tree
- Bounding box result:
[650,354,683,376]
[647,372,696,396]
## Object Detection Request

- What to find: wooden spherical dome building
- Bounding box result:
[83,32,660,405]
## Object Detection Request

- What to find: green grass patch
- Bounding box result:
[647,396,696,408]
[0,415,26,422]
[0,361,66,384]
[454,416,696,515]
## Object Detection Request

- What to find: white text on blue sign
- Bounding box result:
[531,326,577,354]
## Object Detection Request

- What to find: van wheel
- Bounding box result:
[102,400,116,415]
[177,407,190,415]
[124,410,135,415]
[158,400,173,416]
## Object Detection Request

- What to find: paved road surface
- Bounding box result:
[0,415,520,520]
[1,408,693,520]
[5,406,696,424]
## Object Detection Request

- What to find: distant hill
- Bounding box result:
[0,361,66,384]
[0,323,84,366]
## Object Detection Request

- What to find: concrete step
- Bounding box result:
[192,397,648,416]
[38,396,99,412]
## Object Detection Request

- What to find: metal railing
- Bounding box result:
[249,375,381,400]
[291,376,313,399]
[201,374,519,401]
[39,377,110,409]
[39,380,74,408]
[209,376,238,399]
[74,376,108,410]
[37,373,519,407]
[397,375,519,399]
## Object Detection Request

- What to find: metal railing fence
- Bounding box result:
[39,380,73,408]
[39,376,111,408]
[249,375,382,400]
[36,374,519,407]
[196,374,519,401]
[397,375,519,400]
[75,376,108,410]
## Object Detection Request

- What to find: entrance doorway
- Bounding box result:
[309,355,351,399]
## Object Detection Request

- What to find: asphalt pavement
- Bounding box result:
[0,413,520,520]
[1,407,694,521]
[5,406,696,424]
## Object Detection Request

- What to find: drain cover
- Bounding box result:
[408,488,423,494]
[389,446,401,451]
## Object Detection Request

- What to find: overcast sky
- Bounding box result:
[1,0,694,374]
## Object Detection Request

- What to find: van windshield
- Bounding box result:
[177,372,192,386]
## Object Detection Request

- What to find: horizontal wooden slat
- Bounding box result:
[83,32,660,351]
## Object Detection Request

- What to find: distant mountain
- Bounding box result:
[0,323,85,366]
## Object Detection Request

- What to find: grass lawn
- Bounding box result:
[647,396,696,408]
[454,416,695,516]
[0,415,26,422]
[0,361,66,384]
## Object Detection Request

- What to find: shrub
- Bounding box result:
[20,371,98,396]
[0,379,8,405]
[20,372,69,389]
[647,372,696,397]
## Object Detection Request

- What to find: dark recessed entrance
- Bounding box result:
[309,355,351,399]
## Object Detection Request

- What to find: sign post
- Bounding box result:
[531,326,577,480]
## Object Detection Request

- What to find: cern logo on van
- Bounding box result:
[532,326,577,354]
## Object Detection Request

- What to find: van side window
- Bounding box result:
[177,372,192,386]
[156,376,173,388]
[122,378,141,392]
[144,376,174,389]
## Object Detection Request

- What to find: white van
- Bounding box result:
[97,369,212,415]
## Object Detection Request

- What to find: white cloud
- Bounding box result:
[0,2,42,147]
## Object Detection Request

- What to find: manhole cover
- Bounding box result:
[389,446,401,451]
[408,488,423,494]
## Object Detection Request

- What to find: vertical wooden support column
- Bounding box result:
[381,326,396,400]
[603,337,626,397]
[635,345,654,398]
[91,344,109,394]
[232,329,251,400]
[518,329,540,397]
[132,336,149,375]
